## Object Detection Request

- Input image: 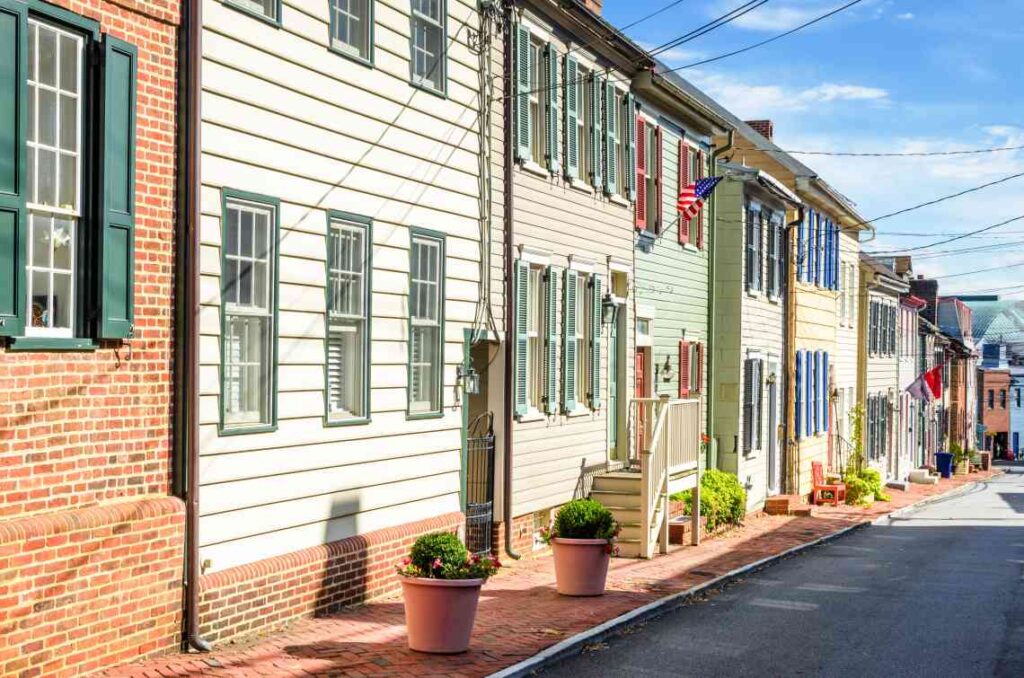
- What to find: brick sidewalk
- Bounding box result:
[98,470,999,678]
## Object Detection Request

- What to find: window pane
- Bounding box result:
[59,94,76,151]
[31,215,50,267]
[30,270,49,327]
[52,273,72,329]
[224,315,270,424]
[37,26,56,87]
[36,148,56,206]
[240,210,254,257]
[58,153,76,208]
[38,88,57,147]
[59,34,78,93]
[225,207,239,256]
[28,23,37,82]
[52,218,72,269]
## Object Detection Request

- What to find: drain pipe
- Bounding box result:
[706,130,733,470]
[175,0,212,653]
[500,0,520,561]
[783,206,805,495]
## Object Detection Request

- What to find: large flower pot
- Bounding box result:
[551,537,611,596]
[401,577,483,653]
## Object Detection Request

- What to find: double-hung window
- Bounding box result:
[410,0,445,94]
[528,38,546,166]
[228,0,280,23]
[616,90,630,200]
[1,5,139,345]
[743,358,763,453]
[25,21,83,337]
[644,124,658,234]
[221,194,278,431]
[330,0,373,63]
[745,205,763,293]
[575,272,590,407]
[766,211,782,297]
[408,229,444,416]
[326,214,371,424]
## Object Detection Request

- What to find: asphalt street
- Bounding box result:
[539,463,1024,678]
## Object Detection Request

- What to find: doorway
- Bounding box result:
[767,368,780,495]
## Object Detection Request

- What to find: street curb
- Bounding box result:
[488,522,870,678]
[488,475,999,678]
[871,472,999,526]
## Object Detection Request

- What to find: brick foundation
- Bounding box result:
[0,497,185,678]
[492,510,559,559]
[197,512,464,644]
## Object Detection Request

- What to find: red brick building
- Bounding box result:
[0,0,183,675]
[979,368,1011,455]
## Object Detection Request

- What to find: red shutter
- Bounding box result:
[678,141,691,245]
[635,118,647,230]
[694,342,704,394]
[696,149,705,250]
[679,340,691,397]
[655,126,664,233]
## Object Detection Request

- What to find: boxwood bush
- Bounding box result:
[551,499,617,541]
[671,469,747,532]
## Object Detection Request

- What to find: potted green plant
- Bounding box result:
[542,499,618,596]
[953,445,972,475]
[396,532,500,653]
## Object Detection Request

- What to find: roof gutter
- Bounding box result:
[175,0,212,653]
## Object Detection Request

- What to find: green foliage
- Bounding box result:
[398,532,501,580]
[550,499,617,541]
[671,470,747,533]
[846,405,866,475]
[844,467,890,505]
[953,444,972,465]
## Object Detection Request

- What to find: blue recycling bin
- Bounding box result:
[935,452,954,479]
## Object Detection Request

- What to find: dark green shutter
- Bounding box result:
[589,275,602,409]
[564,57,579,180]
[603,81,617,196]
[562,269,577,411]
[514,24,531,163]
[624,93,636,201]
[97,36,137,339]
[589,75,602,189]
[545,266,558,414]
[0,0,27,337]
[514,259,529,417]
[544,43,559,174]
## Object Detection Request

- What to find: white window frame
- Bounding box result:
[526,265,546,412]
[222,198,276,429]
[330,0,373,62]
[528,37,547,167]
[574,64,590,183]
[574,272,591,411]
[410,0,446,94]
[326,216,370,423]
[25,20,84,338]
[408,230,444,416]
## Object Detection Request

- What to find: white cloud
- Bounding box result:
[686,72,889,117]
[896,12,914,20]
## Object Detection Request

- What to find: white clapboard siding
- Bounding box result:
[198,0,483,569]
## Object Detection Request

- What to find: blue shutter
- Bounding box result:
[798,211,807,283]
[822,352,830,432]
[824,220,832,289]
[795,350,804,440]
[805,210,814,283]
[805,350,814,438]
[813,214,822,287]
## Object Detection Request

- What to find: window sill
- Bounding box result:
[520,161,550,179]
[767,295,781,305]
[324,415,371,428]
[409,79,447,100]
[6,337,98,352]
[746,290,763,300]
[565,406,592,418]
[328,42,374,68]
[516,408,547,423]
[407,410,444,421]
[568,178,595,195]
[682,243,701,253]
[218,423,278,437]
[609,194,631,208]
[222,0,282,28]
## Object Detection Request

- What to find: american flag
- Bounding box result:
[677,176,723,220]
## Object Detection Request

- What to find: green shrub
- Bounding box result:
[397,532,501,580]
[844,475,873,506]
[550,499,617,541]
[857,468,890,502]
[671,470,747,532]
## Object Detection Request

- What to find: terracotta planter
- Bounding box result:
[400,577,483,653]
[551,537,611,596]
[956,462,970,476]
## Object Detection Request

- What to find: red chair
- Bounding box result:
[812,461,846,507]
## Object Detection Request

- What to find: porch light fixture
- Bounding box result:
[660,355,675,382]
[601,293,618,325]
[457,364,480,395]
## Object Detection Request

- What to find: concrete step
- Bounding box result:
[615,538,643,558]
[605,507,642,524]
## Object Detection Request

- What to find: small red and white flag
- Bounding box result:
[676,176,723,221]
[906,366,942,402]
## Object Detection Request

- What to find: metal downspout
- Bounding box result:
[500,0,520,560]
[177,0,211,653]
[706,130,733,470]
[784,206,805,495]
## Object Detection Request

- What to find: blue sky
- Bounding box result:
[603,0,1024,296]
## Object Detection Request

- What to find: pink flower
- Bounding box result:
[432,558,442,570]
[401,557,411,566]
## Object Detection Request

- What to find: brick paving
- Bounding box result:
[98,469,999,678]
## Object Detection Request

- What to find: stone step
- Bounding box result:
[589,489,643,509]
[592,473,642,494]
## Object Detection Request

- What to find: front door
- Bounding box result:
[635,347,649,455]
[608,316,619,457]
[767,376,780,495]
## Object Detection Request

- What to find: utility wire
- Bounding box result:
[667,0,868,70]
[867,213,1024,255]
[731,144,1024,157]
[933,261,1024,280]
[649,0,769,57]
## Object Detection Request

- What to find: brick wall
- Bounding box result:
[197,512,465,644]
[0,0,180,519]
[0,498,185,678]
[492,511,550,559]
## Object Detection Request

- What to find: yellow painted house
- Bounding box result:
[714,118,871,498]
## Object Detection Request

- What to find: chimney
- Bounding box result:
[583,0,602,13]
[745,119,774,141]
[910,278,939,325]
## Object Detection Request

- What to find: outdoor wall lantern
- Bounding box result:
[457,364,480,395]
[659,355,675,382]
[601,293,619,325]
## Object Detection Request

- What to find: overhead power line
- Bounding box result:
[868,213,1024,255]
[668,0,868,71]
[731,144,1024,157]
[649,0,769,57]
[933,261,1024,280]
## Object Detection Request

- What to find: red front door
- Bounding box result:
[636,349,647,454]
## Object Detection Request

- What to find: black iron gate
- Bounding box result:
[465,412,495,556]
